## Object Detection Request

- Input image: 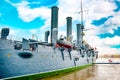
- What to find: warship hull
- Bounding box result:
[0,39,96,79]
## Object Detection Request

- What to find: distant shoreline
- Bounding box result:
[98,54,120,58]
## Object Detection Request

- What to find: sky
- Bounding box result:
[0,0,120,54]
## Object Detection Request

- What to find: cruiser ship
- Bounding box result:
[0,6,98,79]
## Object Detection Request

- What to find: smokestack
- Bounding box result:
[51,6,59,43]
[76,24,84,48]
[66,17,72,42]
[1,28,9,39]
[45,31,50,42]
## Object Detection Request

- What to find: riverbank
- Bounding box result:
[7,64,93,80]
[40,64,120,80]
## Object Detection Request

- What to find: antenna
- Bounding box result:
[75,0,89,28]
[81,0,84,48]
[80,0,89,48]
[81,0,83,25]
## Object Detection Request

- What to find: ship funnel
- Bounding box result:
[66,17,72,42]
[76,24,84,48]
[45,31,50,42]
[51,6,59,43]
[1,28,9,39]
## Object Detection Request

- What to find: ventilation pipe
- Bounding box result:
[44,31,50,42]
[1,28,9,39]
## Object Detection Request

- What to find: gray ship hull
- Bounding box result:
[0,39,96,79]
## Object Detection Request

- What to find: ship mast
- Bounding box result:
[76,0,85,49]
[80,0,84,48]
[81,0,83,26]
[80,0,94,48]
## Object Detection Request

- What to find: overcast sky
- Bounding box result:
[0,0,120,54]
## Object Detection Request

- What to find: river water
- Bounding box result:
[39,58,120,80]
[96,58,120,63]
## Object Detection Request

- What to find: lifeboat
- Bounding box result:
[56,40,73,49]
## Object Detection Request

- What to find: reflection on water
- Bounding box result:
[39,61,120,80]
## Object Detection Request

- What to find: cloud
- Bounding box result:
[96,12,120,35]
[6,0,51,22]
[84,33,120,54]
[100,36,120,54]
[101,36,120,46]
[88,0,116,20]
[87,0,120,36]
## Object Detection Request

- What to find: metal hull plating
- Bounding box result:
[0,39,96,79]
